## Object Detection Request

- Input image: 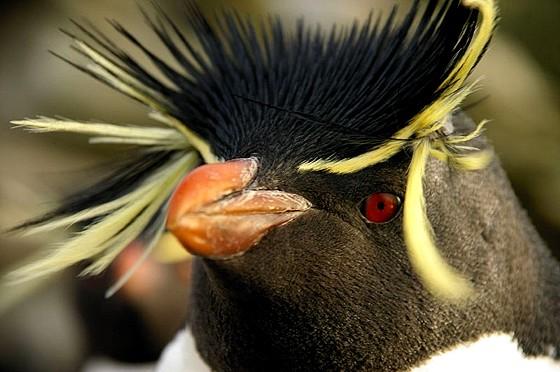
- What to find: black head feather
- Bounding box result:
[66,0,478,163]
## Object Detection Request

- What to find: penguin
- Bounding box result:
[7,0,560,371]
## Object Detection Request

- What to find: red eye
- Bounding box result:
[361,193,401,224]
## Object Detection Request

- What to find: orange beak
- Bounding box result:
[166,158,311,259]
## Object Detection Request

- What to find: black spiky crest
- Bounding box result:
[73,0,479,161]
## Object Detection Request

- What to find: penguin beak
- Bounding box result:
[166,158,311,259]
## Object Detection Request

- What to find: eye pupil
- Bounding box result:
[362,193,401,224]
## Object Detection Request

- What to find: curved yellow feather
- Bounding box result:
[298,0,496,175]
[6,153,198,284]
[75,39,218,164]
[444,0,497,90]
[404,139,474,301]
[150,112,218,164]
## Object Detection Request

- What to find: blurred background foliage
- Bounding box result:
[0,1,558,371]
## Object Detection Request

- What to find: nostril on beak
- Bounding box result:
[167,158,259,227]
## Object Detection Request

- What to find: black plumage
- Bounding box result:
[65,0,478,160]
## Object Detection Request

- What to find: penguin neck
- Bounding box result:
[466,159,560,358]
[188,159,560,371]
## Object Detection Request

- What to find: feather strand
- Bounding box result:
[6,152,198,284]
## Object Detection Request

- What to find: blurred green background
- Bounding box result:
[0,1,559,371]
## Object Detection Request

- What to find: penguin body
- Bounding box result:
[157,330,560,371]
[157,329,210,372]
[8,0,560,371]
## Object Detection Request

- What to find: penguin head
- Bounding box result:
[8,0,498,303]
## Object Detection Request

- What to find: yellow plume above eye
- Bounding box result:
[298,0,498,302]
[298,0,497,175]
[62,35,217,164]
[444,0,498,91]
[404,139,474,300]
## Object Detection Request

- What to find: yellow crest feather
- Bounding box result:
[7,153,198,285]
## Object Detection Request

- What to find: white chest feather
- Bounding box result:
[156,329,211,372]
[157,330,560,372]
[412,334,560,372]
